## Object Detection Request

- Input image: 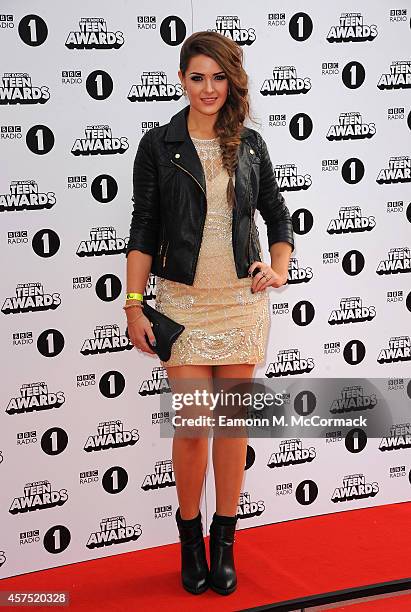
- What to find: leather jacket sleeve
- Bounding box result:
[255,132,295,253]
[126,130,160,257]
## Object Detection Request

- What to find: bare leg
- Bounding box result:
[166,364,213,520]
[211,363,255,516]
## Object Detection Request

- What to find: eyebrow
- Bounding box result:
[188,71,225,76]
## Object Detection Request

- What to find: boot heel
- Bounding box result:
[175,507,209,594]
[209,515,238,595]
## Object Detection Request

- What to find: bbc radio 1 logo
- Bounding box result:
[321,61,367,89]
[267,13,286,27]
[137,15,156,30]
[136,15,188,48]
[0,14,14,29]
[260,65,311,95]
[71,125,128,155]
[208,15,256,45]
[388,107,406,122]
[328,296,376,325]
[6,382,65,416]
[2,282,61,314]
[327,205,376,235]
[65,18,124,49]
[12,327,65,357]
[377,156,411,184]
[322,62,339,76]
[1,125,21,140]
[271,300,290,316]
[378,61,411,90]
[327,112,376,141]
[17,15,48,46]
[62,70,82,85]
[267,12,313,42]
[0,180,56,213]
[0,73,49,105]
[141,120,160,135]
[274,163,312,190]
[326,13,378,42]
[389,9,408,23]
[387,289,404,303]
[128,71,183,102]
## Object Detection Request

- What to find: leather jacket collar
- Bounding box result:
[163,104,254,207]
[126,103,295,285]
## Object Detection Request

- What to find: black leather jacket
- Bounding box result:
[126,104,295,285]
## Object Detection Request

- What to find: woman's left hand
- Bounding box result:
[248,261,287,292]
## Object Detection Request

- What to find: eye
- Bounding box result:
[215,75,226,80]
[190,76,202,81]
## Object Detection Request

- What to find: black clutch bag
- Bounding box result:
[126,301,185,362]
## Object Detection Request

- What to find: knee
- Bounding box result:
[173,433,210,446]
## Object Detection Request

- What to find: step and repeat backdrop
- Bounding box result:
[1,1,410,578]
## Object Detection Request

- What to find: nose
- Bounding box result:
[203,78,215,94]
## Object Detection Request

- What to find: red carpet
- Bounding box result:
[1,502,410,611]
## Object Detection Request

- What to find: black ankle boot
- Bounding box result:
[175,507,209,594]
[209,512,238,595]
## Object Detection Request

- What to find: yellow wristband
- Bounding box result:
[126,292,144,301]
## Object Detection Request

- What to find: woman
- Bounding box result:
[124,31,294,596]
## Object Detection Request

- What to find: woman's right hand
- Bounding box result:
[127,311,157,355]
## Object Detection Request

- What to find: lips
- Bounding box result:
[201,97,217,101]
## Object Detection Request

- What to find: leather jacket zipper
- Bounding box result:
[158,226,169,268]
[248,215,263,265]
[158,226,165,255]
[233,166,252,275]
[253,223,262,261]
[248,215,253,267]
[170,158,207,280]
[170,159,206,197]
[162,240,169,268]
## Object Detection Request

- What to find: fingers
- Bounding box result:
[252,274,268,292]
[128,320,157,355]
[135,339,156,355]
[251,269,277,292]
[249,262,264,292]
[249,263,270,293]
[137,324,157,353]
[248,262,261,278]
[143,331,157,354]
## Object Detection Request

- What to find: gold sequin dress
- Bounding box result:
[155,136,270,367]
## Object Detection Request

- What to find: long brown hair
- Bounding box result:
[179,31,252,208]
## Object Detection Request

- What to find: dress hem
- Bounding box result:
[160,358,266,367]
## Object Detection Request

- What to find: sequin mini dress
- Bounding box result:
[155,136,270,367]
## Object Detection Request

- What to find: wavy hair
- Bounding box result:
[179,31,253,208]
